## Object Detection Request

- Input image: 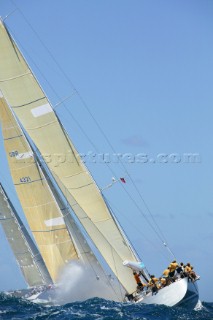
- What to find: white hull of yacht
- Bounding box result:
[20,277,199,309]
[136,278,199,308]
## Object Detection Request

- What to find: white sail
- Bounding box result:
[0,183,52,287]
[0,94,79,283]
[0,20,138,294]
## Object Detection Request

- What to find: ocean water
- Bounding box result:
[0,294,212,320]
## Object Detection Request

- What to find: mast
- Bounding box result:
[0,183,52,287]
[0,20,138,294]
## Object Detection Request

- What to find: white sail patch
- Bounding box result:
[31,104,52,117]
[16,151,33,160]
[44,217,65,227]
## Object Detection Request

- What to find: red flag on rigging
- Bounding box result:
[120,177,126,183]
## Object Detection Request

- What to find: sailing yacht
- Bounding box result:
[0,18,199,307]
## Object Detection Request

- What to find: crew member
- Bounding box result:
[189,266,200,282]
[159,277,167,288]
[169,260,178,278]
[163,267,171,285]
[176,262,184,277]
[148,275,159,295]
[184,263,192,277]
[133,271,145,291]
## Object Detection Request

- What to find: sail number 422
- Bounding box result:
[20,176,31,183]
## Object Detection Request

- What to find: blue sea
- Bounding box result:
[0,294,212,320]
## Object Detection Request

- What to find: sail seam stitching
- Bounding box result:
[12,97,46,108]
[26,120,57,130]
[0,71,31,82]
[4,134,23,140]
[68,182,93,190]
[32,227,67,233]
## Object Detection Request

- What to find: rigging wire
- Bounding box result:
[105,197,172,263]
[111,246,125,301]
[5,3,176,260]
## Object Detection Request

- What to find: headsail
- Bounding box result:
[0,94,79,282]
[0,183,52,287]
[41,163,127,301]
[0,20,138,293]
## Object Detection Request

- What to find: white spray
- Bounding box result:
[54,261,119,304]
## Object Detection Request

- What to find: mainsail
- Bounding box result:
[0,20,138,293]
[0,183,52,287]
[0,94,79,282]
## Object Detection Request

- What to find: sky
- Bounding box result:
[0,0,212,302]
